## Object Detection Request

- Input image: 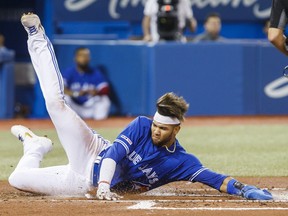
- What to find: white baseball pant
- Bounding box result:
[9,32,108,196]
[65,95,111,120]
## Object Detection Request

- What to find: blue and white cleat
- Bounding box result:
[21,13,44,36]
[11,125,53,155]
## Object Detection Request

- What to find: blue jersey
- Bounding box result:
[62,66,108,105]
[95,116,227,192]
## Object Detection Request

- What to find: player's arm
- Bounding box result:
[183,0,197,33]
[187,17,197,33]
[85,83,109,96]
[63,85,86,98]
[191,168,273,200]
[268,27,288,56]
[220,177,273,200]
[63,87,77,97]
[96,157,120,201]
[142,15,152,41]
[61,70,82,98]
[183,155,273,200]
[268,0,288,55]
[84,70,110,96]
[142,0,154,42]
[96,117,142,200]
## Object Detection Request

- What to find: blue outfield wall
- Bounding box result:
[31,40,288,118]
[0,62,14,119]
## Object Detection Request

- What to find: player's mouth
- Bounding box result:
[152,134,160,139]
[152,135,161,145]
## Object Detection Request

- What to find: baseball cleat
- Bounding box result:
[11,125,53,154]
[21,13,44,36]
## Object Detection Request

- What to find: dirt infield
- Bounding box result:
[0,177,288,216]
[1,116,288,215]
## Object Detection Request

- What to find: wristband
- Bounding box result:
[98,180,110,185]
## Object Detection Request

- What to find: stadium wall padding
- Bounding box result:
[30,40,288,118]
[0,62,14,118]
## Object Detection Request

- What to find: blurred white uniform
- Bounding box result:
[65,95,111,120]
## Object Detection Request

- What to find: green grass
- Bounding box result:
[179,125,288,177]
[0,124,287,180]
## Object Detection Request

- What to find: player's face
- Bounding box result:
[205,17,221,35]
[151,121,180,147]
[75,49,91,68]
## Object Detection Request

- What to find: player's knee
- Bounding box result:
[45,97,66,113]
[8,172,22,189]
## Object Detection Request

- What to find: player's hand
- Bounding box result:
[241,185,273,200]
[96,182,122,201]
[143,34,152,42]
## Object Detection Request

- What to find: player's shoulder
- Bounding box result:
[90,67,108,79]
[62,66,77,76]
[126,116,152,131]
[132,116,152,127]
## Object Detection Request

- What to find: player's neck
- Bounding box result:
[77,65,89,73]
[163,140,176,153]
[165,138,175,148]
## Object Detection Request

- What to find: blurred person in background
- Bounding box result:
[142,0,197,42]
[0,33,15,65]
[263,20,270,36]
[268,0,288,55]
[193,12,225,42]
[62,47,111,120]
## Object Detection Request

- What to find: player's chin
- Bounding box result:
[152,137,161,146]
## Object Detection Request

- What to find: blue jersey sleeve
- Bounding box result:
[61,67,73,87]
[92,69,108,88]
[104,117,150,163]
[178,153,228,191]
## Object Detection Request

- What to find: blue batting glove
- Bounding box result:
[241,185,273,200]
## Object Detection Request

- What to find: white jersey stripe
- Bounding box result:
[115,138,130,155]
[189,167,208,182]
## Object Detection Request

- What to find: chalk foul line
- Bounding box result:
[127,200,288,211]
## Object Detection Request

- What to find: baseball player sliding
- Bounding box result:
[9,13,273,201]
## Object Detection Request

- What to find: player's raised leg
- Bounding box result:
[8,125,58,194]
[10,125,53,171]
[9,125,94,196]
[20,13,106,177]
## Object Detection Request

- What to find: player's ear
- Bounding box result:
[173,125,181,135]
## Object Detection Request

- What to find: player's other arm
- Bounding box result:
[220,177,273,200]
[187,17,197,33]
[268,27,288,56]
[63,87,76,97]
[96,143,126,201]
[96,117,142,200]
[183,0,197,33]
[87,82,110,96]
[268,0,288,56]
[142,15,152,41]
[184,155,273,200]
[96,157,120,200]
[61,70,81,98]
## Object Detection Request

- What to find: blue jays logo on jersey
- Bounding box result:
[127,151,159,185]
